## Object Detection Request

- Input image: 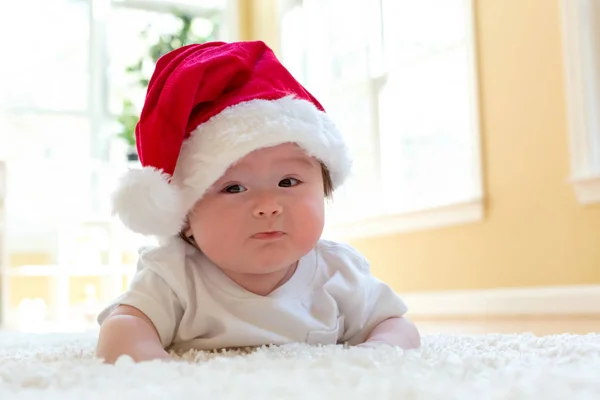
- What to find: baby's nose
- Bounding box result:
[252,198,283,218]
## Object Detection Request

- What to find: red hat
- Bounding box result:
[111,40,352,237]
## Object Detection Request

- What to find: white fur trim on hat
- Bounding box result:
[111,167,185,236]
[112,95,353,237]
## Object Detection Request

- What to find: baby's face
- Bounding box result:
[187,143,325,276]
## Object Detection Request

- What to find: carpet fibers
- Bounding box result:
[1,331,599,399]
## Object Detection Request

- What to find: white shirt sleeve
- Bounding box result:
[96,247,185,348]
[342,269,409,345]
[319,241,409,346]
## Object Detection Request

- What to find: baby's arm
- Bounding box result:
[96,305,172,364]
[360,316,421,349]
[331,245,421,350]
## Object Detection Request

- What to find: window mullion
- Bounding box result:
[89,0,112,216]
[90,0,111,159]
[0,108,89,118]
[368,74,385,206]
[367,0,386,209]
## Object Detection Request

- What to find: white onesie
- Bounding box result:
[97,237,408,351]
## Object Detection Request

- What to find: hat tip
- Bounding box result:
[111,167,186,237]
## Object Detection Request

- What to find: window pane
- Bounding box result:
[379,0,478,212]
[0,113,93,239]
[382,0,468,67]
[321,82,381,223]
[325,0,370,83]
[280,5,307,81]
[300,0,381,86]
[107,7,221,116]
[0,0,89,112]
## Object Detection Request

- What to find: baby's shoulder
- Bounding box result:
[137,237,186,267]
[314,239,371,275]
[134,237,198,287]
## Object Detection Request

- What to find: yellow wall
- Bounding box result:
[245,0,600,292]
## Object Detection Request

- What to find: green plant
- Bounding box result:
[116,11,217,156]
[116,99,138,148]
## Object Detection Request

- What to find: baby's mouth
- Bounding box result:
[251,231,285,240]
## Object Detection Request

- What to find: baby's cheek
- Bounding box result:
[292,197,325,239]
[191,207,230,246]
[193,221,237,265]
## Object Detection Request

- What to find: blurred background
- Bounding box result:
[0,0,598,335]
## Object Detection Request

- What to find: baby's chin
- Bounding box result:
[207,237,316,274]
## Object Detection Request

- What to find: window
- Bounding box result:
[0,0,232,331]
[560,0,600,205]
[0,0,93,240]
[279,0,483,240]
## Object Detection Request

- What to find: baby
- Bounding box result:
[96,41,420,363]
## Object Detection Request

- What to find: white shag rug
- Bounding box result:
[1,331,600,399]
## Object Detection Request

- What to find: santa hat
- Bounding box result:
[111,40,352,237]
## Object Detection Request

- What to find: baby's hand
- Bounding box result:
[96,305,172,364]
[361,317,421,350]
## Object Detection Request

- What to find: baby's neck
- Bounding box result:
[222,261,298,296]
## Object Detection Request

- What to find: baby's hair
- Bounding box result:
[320,162,333,198]
[180,162,333,247]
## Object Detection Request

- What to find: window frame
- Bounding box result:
[560,0,600,205]
[278,0,484,240]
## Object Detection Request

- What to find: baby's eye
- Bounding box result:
[279,178,300,187]
[223,184,247,194]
